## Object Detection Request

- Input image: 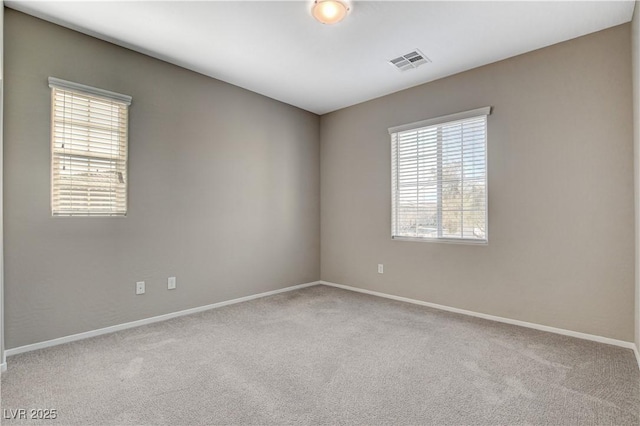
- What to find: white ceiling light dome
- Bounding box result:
[312,0,350,25]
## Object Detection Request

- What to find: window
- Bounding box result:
[49,77,131,216]
[389,107,491,243]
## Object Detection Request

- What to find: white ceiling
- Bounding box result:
[6,1,635,115]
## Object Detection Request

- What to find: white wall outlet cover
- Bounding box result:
[136,281,145,295]
[168,277,176,290]
[378,264,384,274]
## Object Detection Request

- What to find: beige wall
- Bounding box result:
[4,10,320,349]
[4,10,636,350]
[321,24,635,341]
[633,1,640,351]
[1,4,5,367]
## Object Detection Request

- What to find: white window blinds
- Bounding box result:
[389,107,491,243]
[49,77,131,217]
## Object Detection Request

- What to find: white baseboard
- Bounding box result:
[6,279,639,373]
[320,281,637,352]
[5,280,321,359]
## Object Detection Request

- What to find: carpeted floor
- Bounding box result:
[1,285,638,425]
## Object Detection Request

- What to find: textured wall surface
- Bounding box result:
[0,4,5,366]
[4,10,320,348]
[632,2,640,351]
[321,24,635,341]
[4,11,635,349]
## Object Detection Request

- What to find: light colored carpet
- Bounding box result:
[1,285,638,425]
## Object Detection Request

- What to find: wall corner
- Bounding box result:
[632,0,640,355]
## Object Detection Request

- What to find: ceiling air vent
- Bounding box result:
[389,50,431,71]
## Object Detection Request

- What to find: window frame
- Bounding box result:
[389,107,491,245]
[49,77,132,217]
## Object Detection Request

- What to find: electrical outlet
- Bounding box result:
[168,276,176,290]
[378,264,384,274]
[136,281,145,295]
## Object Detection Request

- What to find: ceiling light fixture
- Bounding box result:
[312,0,350,25]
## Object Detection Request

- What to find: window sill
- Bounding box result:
[391,236,488,245]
